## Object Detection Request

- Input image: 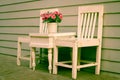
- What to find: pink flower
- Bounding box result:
[40,11,63,23]
[59,13,63,19]
[51,14,56,19]
[53,11,59,15]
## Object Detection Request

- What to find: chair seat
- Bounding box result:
[18,36,30,43]
[55,38,99,47]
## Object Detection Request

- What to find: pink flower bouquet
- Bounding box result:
[40,11,63,23]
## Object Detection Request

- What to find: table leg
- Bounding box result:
[17,41,21,66]
[48,48,52,73]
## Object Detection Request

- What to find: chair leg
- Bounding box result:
[95,46,101,74]
[17,41,21,66]
[30,48,32,68]
[77,48,81,71]
[72,43,78,79]
[31,47,36,71]
[48,48,52,73]
[53,46,58,74]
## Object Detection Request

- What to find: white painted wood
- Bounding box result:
[48,48,52,73]
[53,5,104,79]
[72,42,78,79]
[17,8,59,72]
[17,37,30,67]
[56,63,72,68]
[30,9,59,72]
[53,43,58,74]
[17,41,21,66]
[30,9,58,72]
[30,47,36,70]
[29,8,76,73]
[29,32,76,72]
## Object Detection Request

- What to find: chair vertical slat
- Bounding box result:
[39,18,43,34]
[84,13,90,39]
[79,12,98,39]
[44,23,48,33]
[87,13,94,39]
[91,13,97,38]
[43,23,45,33]
[40,24,44,34]
[39,22,48,34]
[81,13,87,39]
[78,13,84,38]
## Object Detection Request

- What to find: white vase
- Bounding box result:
[47,23,57,33]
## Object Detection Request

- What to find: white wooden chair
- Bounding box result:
[17,8,59,68]
[53,5,104,79]
[17,36,31,67]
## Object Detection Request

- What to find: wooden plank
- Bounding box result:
[60,6,78,15]
[0,16,77,26]
[0,27,38,34]
[0,35,18,41]
[0,47,29,56]
[103,26,120,38]
[104,14,120,25]
[58,26,77,32]
[0,18,39,26]
[104,2,120,13]
[102,38,120,50]
[101,61,120,73]
[0,7,77,19]
[0,0,30,5]
[102,49,120,62]
[0,10,40,19]
[0,41,29,50]
[0,0,117,12]
[59,16,77,26]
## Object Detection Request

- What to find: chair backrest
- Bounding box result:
[39,8,59,34]
[77,5,103,40]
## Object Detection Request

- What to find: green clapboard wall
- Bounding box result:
[0,0,120,78]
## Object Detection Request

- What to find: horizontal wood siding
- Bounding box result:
[0,0,120,78]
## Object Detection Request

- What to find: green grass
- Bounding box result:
[0,54,119,80]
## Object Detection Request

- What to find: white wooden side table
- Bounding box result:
[29,32,76,73]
